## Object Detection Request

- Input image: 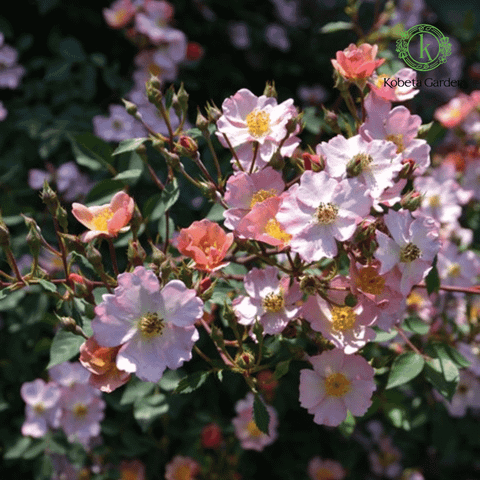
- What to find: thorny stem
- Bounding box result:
[200,318,236,367]
[52,216,72,290]
[4,247,26,286]
[107,239,119,277]
[394,325,432,361]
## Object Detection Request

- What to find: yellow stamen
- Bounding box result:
[73,403,88,418]
[250,189,276,209]
[91,208,115,232]
[246,109,271,137]
[262,291,285,313]
[264,219,291,244]
[324,372,350,397]
[139,312,164,338]
[173,465,194,480]
[246,420,263,437]
[33,403,45,415]
[385,133,405,153]
[428,195,441,208]
[331,306,356,331]
[315,203,338,225]
[356,266,385,295]
[399,242,422,263]
[448,263,462,277]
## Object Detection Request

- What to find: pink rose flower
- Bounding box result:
[307,457,347,480]
[72,191,134,242]
[103,0,136,29]
[165,455,200,480]
[92,266,204,382]
[232,393,279,451]
[331,43,385,83]
[79,337,131,393]
[299,349,376,427]
[176,219,234,272]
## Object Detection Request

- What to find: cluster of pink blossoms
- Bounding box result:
[94,0,200,142]
[20,362,105,448]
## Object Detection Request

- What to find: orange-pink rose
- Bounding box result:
[79,337,131,393]
[331,43,385,82]
[176,219,234,272]
[72,191,134,242]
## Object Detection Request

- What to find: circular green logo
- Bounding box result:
[396,24,452,71]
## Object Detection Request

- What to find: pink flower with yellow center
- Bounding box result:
[232,393,279,451]
[368,68,419,102]
[307,457,347,480]
[176,219,234,272]
[72,191,134,242]
[299,349,376,427]
[164,455,200,480]
[434,92,477,129]
[331,43,385,83]
[119,459,146,480]
[79,337,131,393]
[103,0,136,29]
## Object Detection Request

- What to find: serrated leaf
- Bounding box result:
[424,357,459,401]
[386,352,425,389]
[425,257,440,294]
[320,21,353,34]
[38,279,57,293]
[158,369,184,391]
[113,168,143,184]
[273,360,291,380]
[174,370,211,394]
[146,179,180,221]
[47,329,84,368]
[112,138,148,155]
[253,394,270,435]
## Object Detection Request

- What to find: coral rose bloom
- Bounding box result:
[332,43,384,82]
[72,191,134,242]
[176,219,234,272]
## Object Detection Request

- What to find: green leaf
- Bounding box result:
[145,179,180,222]
[133,393,169,432]
[4,437,32,459]
[164,85,175,110]
[113,168,143,185]
[206,202,226,222]
[112,138,148,155]
[158,369,184,391]
[424,357,459,402]
[386,352,425,389]
[372,327,398,343]
[38,279,57,293]
[402,316,430,335]
[425,257,440,295]
[47,329,84,368]
[303,106,322,135]
[58,37,85,62]
[320,21,354,34]
[338,410,356,438]
[253,394,270,435]
[273,360,291,380]
[85,179,123,205]
[120,378,155,405]
[69,133,113,172]
[174,370,211,394]
[385,405,411,430]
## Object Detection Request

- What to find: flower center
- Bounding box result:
[315,468,336,480]
[399,242,422,263]
[428,194,441,207]
[33,403,45,415]
[315,202,338,225]
[264,218,291,244]
[378,450,400,467]
[246,109,271,138]
[246,419,263,437]
[375,74,390,88]
[139,312,164,338]
[385,133,405,153]
[324,372,351,397]
[262,291,285,313]
[352,152,374,169]
[91,207,115,232]
[112,119,124,131]
[406,291,424,307]
[356,266,385,295]
[331,306,356,331]
[174,465,194,480]
[73,403,88,418]
[148,62,163,77]
[448,263,462,277]
[250,189,277,208]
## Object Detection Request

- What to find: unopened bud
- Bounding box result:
[205,101,222,123]
[235,348,255,370]
[286,111,303,135]
[149,241,166,266]
[176,135,198,157]
[346,155,364,177]
[161,149,181,171]
[61,234,86,255]
[201,423,223,450]
[302,152,324,172]
[400,190,423,211]
[196,108,209,132]
[322,105,338,127]
[122,98,138,116]
[127,239,146,266]
[56,205,68,232]
[85,244,103,270]
[355,218,376,242]
[176,82,189,114]
[399,158,417,178]
[130,204,143,237]
[299,274,323,296]
[263,80,277,98]
[40,181,59,213]
[0,221,10,247]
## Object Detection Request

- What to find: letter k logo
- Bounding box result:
[419,34,432,61]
